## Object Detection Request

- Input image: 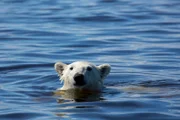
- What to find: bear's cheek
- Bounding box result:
[62,71,74,81]
[63,75,75,86]
[85,73,99,84]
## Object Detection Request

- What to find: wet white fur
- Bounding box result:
[54,61,111,91]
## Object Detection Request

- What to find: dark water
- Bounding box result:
[0,0,180,120]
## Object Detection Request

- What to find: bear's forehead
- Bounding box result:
[69,61,95,67]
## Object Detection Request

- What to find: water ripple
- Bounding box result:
[0,0,180,120]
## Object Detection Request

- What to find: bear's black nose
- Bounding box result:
[74,74,86,86]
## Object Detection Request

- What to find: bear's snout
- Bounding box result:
[74,74,86,86]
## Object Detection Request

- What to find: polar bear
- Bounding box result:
[54,61,111,91]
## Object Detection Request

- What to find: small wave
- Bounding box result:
[138,79,180,88]
[0,63,54,72]
[99,0,118,3]
[0,112,47,120]
[75,15,127,22]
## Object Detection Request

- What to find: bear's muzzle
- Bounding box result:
[74,74,86,86]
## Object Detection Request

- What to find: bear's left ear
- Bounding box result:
[98,64,111,80]
[54,62,67,76]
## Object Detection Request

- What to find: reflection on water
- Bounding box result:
[0,0,180,120]
[54,89,103,102]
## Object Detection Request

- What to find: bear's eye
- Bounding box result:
[70,67,73,70]
[87,66,92,71]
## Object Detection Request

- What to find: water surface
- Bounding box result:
[0,0,180,120]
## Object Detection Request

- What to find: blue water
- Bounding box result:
[0,0,180,119]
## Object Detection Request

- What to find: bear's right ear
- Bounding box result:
[98,64,111,80]
[54,62,67,76]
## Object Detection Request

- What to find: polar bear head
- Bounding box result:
[54,61,111,91]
